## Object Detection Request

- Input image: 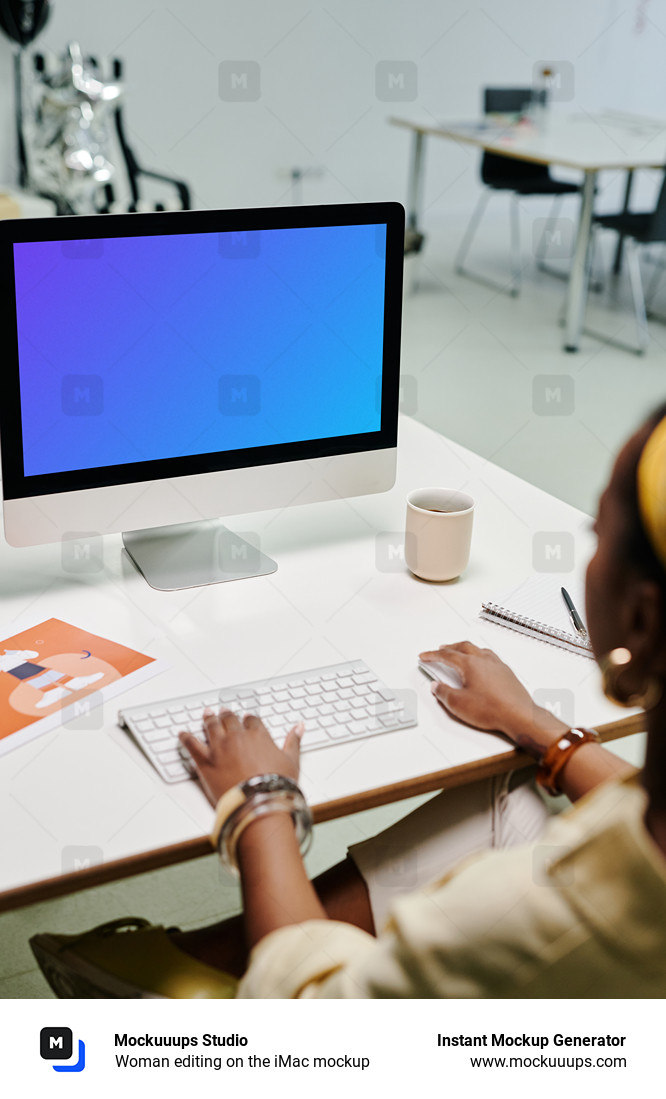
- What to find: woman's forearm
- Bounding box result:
[237,812,326,949]
[553,742,634,801]
[511,707,634,802]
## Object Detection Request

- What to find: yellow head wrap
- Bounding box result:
[637,414,666,571]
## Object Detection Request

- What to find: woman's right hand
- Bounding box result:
[419,641,567,757]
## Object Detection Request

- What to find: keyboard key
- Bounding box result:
[318,714,335,727]
[327,723,350,739]
[378,687,395,701]
[334,699,352,712]
[379,713,401,727]
[134,719,154,733]
[145,736,173,752]
[148,709,166,719]
[274,702,289,714]
[338,687,354,699]
[337,677,353,688]
[321,691,338,703]
[353,684,371,697]
[350,708,368,720]
[171,711,188,725]
[372,700,400,716]
[302,707,318,719]
[186,703,204,716]
[166,762,188,779]
[305,683,323,695]
[319,702,335,715]
[154,716,172,729]
[300,727,331,748]
[287,678,304,688]
[274,690,289,702]
[143,730,170,743]
[348,720,369,735]
[289,687,306,699]
[321,672,337,681]
[353,672,374,684]
[217,700,237,713]
[157,748,182,764]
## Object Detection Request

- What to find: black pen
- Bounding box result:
[561,587,587,638]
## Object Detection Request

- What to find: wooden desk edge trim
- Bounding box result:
[0,712,644,914]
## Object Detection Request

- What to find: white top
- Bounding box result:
[391,113,666,172]
[238,774,666,998]
[0,416,641,897]
[0,650,39,672]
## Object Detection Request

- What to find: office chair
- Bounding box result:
[455,87,581,296]
[103,58,192,213]
[592,171,666,353]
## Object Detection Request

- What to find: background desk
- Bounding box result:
[0,416,641,911]
[391,113,666,351]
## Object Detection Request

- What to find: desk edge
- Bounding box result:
[0,711,644,914]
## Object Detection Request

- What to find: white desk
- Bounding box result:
[391,112,666,351]
[0,416,641,911]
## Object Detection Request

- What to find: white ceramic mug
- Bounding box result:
[405,488,474,582]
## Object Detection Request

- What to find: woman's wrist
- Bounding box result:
[504,706,569,759]
[236,810,300,868]
[211,774,312,875]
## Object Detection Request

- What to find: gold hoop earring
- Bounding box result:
[599,647,663,710]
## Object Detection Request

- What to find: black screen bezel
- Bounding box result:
[0,201,404,501]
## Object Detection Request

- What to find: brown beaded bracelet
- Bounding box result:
[536,727,600,796]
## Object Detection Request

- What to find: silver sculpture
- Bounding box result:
[23,42,122,214]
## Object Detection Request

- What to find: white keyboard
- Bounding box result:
[118,659,417,784]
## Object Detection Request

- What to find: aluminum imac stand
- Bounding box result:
[122,520,277,591]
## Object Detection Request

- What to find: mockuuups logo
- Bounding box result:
[40,1027,86,1072]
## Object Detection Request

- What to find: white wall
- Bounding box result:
[2,0,666,219]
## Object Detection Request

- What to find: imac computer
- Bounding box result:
[0,202,404,589]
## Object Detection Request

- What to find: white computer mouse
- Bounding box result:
[418,660,463,690]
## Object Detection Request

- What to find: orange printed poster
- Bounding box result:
[0,618,162,754]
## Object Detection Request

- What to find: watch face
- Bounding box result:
[243,774,299,797]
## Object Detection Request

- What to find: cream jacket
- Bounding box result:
[237,773,666,998]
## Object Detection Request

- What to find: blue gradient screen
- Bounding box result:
[13,223,386,477]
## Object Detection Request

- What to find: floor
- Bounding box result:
[3,205,664,997]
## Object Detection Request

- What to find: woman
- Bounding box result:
[32,405,666,997]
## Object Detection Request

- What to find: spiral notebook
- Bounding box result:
[480,576,594,659]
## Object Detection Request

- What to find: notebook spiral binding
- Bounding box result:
[480,602,594,658]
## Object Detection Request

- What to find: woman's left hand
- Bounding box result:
[179,709,304,806]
